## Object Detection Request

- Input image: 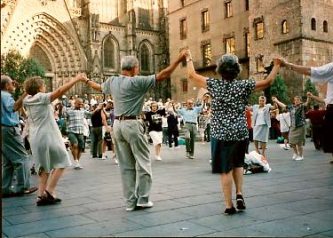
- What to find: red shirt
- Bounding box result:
[306,109,326,125]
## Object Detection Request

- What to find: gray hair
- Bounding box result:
[215,54,241,80]
[121,56,139,71]
[1,75,12,90]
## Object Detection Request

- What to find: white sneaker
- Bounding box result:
[295,156,304,161]
[292,153,298,160]
[137,201,154,208]
[283,145,290,150]
[114,158,119,165]
[74,160,83,169]
[101,156,107,160]
[156,156,162,161]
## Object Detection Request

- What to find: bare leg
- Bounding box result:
[291,144,298,156]
[297,144,303,157]
[254,140,260,154]
[46,168,65,196]
[261,142,267,158]
[232,167,244,195]
[71,144,79,160]
[221,171,233,208]
[155,144,161,157]
[38,171,49,197]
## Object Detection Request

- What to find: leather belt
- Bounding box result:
[115,115,139,120]
[185,122,197,125]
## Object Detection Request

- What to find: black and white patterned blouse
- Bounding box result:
[207,78,256,141]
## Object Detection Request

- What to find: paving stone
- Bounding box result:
[2,139,332,237]
[2,215,95,237]
[114,220,216,237]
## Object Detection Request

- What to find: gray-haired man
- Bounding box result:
[85,51,186,211]
[1,75,38,197]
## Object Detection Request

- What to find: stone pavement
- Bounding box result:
[2,139,333,237]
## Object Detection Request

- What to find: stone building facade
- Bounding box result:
[168,0,333,102]
[1,0,170,98]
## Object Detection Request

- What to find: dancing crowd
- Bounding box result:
[2,50,332,215]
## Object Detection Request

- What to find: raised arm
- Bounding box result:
[85,78,102,92]
[13,92,28,112]
[186,50,208,88]
[156,50,186,81]
[50,73,86,102]
[254,58,282,91]
[272,96,286,110]
[307,91,325,103]
[281,59,311,76]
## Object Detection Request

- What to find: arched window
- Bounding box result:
[140,44,150,72]
[103,37,115,69]
[311,18,316,31]
[282,20,289,34]
[323,20,328,33]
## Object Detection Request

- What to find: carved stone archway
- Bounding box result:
[2,12,86,94]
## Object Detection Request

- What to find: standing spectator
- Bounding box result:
[23,74,85,205]
[273,95,310,161]
[176,99,202,159]
[65,98,91,169]
[167,110,179,149]
[252,96,274,158]
[245,105,253,153]
[306,99,326,150]
[186,50,281,215]
[145,102,166,161]
[1,75,38,198]
[91,103,109,160]
[276,108,291,150]
[84,51,186,211]
[279,60,333,163]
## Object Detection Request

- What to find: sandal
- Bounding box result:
[224,206,236,215]
[236,194,246,210]
[45,190,62,203]
[36,196,53,206]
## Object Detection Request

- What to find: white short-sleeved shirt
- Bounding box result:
[311,62,333,105]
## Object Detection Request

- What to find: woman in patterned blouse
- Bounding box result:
[185,50,281,215]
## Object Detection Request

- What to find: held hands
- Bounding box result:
[272,58,283,67]
[271,96,278,103]
[178,48,188,62]
[306,92,313,98]
[75,73,88,82]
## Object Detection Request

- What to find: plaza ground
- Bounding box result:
[2,138,333,237]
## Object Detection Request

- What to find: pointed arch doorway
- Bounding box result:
[29,43,54,92]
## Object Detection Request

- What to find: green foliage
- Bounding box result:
[303,78,318,96]
[1,49,45,98]
[303,78,319,107]
[270,74,290,104]
[248,90,263,105]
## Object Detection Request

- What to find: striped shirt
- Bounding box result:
[65,109,91,134]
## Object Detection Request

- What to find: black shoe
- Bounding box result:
[45,190,62,203]
[224,206,236,215]
[236,194,246,210]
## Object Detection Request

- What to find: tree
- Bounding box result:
[270,74,290,104]
[303,78,319,107]
[1,49,45,98]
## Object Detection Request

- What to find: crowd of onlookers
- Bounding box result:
[18,92,328,168]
